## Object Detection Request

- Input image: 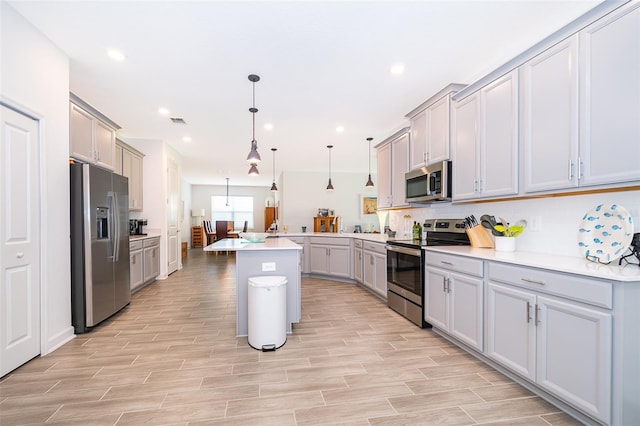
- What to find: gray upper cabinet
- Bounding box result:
[578,4,640,187]
[406,84,465,171]
[523,3,640,193]
[376,128,410,209]
[115,139,144,211]
[521,36,579,193]
[69,95,119,171]
[452,71,519,201]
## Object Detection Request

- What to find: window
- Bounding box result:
[211,196,253,230]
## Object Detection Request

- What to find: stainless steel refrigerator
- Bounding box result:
[70,163,130,333]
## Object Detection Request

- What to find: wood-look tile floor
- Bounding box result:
[0,250,583,425]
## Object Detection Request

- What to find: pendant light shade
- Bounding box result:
[225,177,230,206]
[326,145,334,192]
[270,148,278,192]
[365,137,374,187]
[247,74,261,175]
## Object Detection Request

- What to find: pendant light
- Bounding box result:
[270,148,278,192]
[326,145,334,192]
[225,177,230,206]
[246,74,261,175]
[365,137,374,187]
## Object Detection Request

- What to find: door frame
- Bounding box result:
[0,96,46,359]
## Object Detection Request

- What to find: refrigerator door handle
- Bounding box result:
[107,192,118,262]
[113,192,120,262]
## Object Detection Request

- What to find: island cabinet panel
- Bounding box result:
[486,262,612,424]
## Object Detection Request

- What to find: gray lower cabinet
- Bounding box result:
[308,237,350,279]
[353,239,363,283]
[362,241,386,297]
[143,237,160,284]
[130,236,160,291]
[425,252,484,351]
[486,262,612,424]
[130,240,144,290]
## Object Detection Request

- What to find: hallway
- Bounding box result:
[0,250,580,425]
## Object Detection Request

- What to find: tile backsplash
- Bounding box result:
[388,190,640,258]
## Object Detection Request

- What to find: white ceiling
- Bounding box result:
[9,0,602,187]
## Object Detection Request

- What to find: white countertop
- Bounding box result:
[204,237,303,252]
[425,246,640,283]
[129,232,161,241]
[274,232,388,243]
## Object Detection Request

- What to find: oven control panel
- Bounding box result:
[424,218,467,233]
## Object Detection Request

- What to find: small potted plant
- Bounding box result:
[493,218,527,252]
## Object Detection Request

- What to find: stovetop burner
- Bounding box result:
[387,218,471,248]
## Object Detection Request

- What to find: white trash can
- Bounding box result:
[247,275,287,351]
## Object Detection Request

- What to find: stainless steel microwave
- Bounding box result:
[405,160,452,203]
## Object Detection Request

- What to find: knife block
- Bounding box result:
[466,225,495,248]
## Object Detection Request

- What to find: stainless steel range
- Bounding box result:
[386,219,470,327]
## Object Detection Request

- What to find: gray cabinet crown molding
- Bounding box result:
[453,0,632,101]
[405,83,467,119]
[70,92,121,131]
[374,127,410,149]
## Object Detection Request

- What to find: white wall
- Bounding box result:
[281,170,379,233]
[125,138,183,278]
[1,3,74,353]
[192,184,272,232]
[388,190,640,258]
[181,178,192,246]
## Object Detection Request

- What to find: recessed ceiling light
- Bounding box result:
[390,63,405,75]
[107,49,126,62]
[182,136,192,143]
[158,107,170,115]
[264,123,273,130]
[336,126,345,133]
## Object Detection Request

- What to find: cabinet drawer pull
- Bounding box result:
[440,260,453,266]
[521,278,545,285]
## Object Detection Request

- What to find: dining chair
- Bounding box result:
[215,220,229,240]
[203,220,215,245]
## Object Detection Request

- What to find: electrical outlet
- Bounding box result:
[262,262,276,272]
[529,216,542,232]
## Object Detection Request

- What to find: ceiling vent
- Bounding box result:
[169,117,187,124]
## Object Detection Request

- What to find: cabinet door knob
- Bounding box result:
[16,252,24,259]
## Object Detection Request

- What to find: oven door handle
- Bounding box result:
[386,245,422,257]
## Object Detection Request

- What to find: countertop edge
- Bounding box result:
[425,246,640,283]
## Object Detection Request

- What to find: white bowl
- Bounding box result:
[239,232,269,243]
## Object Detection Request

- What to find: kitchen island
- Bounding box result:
[204,237,302,337]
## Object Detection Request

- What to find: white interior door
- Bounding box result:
[0,105,41,376]
[166,158,179,274]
